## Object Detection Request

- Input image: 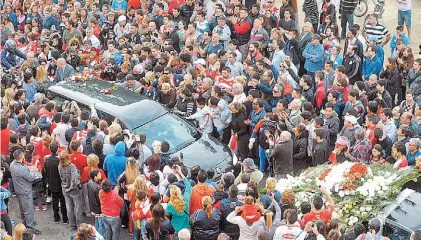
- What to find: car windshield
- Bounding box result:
[132,113,199,153]
[386,192,421,231]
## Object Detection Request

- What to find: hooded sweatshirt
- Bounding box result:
[189,182,215,214]
[58,163,81,195]
[103,141,127,185]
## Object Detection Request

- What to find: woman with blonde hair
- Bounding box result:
[117,157,141,234]
[2,88,15,110]
[13,223,26,240]
[260,177,282,209]
[191,196,222,240]
[58,150,83,230]
[166,165,192,233]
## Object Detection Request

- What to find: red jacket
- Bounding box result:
[1,129,13,155]
[70,151,87,174]
[315,82,326,108]
[99,190,124,217]
[189,183,215,214]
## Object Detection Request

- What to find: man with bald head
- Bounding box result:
[55,58,75,82]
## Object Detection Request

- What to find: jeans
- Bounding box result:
[341,12,354,37]
[63,190,83,228]
[103,216,121,240]
[81,183,90,215]
[94,215,106,238]
[51,191,68,222]
[258,146,269,172]
[133,217,146,240]
[16,193,35,228]
[398,10,411,27]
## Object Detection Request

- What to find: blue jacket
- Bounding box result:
[326,53,343,69]
[390,34,409,53]
[0,187,11,212]
[303,43,324,72]
[103,141,127,185]
[9,12,17,28]
[249,109,266,130]
[0,48,26,69]
[362,55,382,80]
[43,16,59,30]
[23,81,39,102]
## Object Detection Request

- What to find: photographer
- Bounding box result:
[100,58,118,82]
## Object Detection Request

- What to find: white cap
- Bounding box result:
[118,15,126,22]
[345,115,358,125]
[193,58,206,66]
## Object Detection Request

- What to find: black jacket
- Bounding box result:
[343,54,362,85]
[145,219,175,240]
[312,139,329,166]
[293,130,309,161]
[87,179,102,214]
[380,67,402,96]
[231,111,248,138]
[180,3,195,24]
[44,154,62,192]
[190,209,221,240]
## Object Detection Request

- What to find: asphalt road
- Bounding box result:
[7,196,133,240]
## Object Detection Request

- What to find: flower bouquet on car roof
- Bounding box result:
[276,161,421,228]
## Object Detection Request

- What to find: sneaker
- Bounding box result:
[63,220,69,224]
[54,219,60,224]
[71,226,77,231]
[31,228,42,235]
[85,212,92,217]
[42,205,47,211]
[46,197,52,203]
[34,206,40,211]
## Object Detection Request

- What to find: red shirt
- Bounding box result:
[303,204,334,225]
[1,129,13,155]
[81,167,106,183]
[70,151,87,174]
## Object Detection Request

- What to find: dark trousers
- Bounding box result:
[52,191,68,222]
[237,134,250,161]
[32,179,46,207]
[1,213,12,236]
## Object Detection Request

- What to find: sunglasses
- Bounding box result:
[163,72,170,75]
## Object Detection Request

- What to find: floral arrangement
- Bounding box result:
[276,161,421,228]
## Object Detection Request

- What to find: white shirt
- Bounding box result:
[84,35,101,49]
[232,93,247,104]
[273,223,306,240]
[52,123,71,148]
[397,0,411,11]
[185,106,214,134]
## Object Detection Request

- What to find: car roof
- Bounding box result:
[384,188,421,232]
[48,79,168,130]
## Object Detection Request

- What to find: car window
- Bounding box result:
[384,222,411,240]
[132,113,199,153]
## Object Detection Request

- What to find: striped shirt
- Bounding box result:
[340,0,358,13]
[364,23,390,45]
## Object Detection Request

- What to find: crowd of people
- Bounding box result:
[1,0,421,239]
